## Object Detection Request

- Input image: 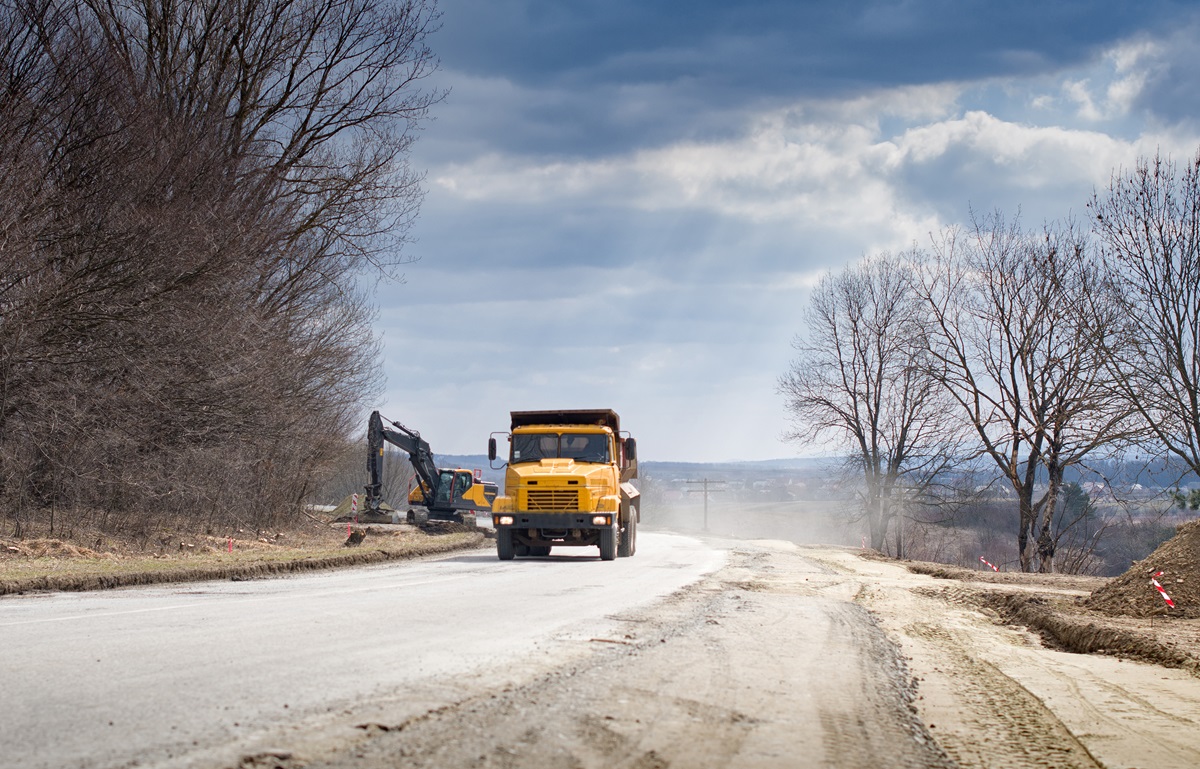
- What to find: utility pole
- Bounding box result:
[686,478,725,532]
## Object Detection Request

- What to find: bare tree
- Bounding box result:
[913,214,1135,572]
[780,252,963,553]
[1091,150,1200,476]
[0,0,440,535]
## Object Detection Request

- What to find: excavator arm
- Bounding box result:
[364,411,442,518]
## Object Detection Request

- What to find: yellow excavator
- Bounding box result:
[363,411,497,524]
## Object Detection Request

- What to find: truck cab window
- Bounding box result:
[561,434,609,463]
[512,433,557,462]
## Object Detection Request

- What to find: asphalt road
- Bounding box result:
[0,531,725,769]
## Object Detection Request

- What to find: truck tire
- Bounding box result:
[599,525,617,560]
[618,506,637,557]
[497,528,515,560]
[530,546,551,556]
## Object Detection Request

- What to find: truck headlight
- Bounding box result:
[497,516,514,526]
[592,515,610,526]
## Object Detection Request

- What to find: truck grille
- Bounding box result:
[526,489,579,511]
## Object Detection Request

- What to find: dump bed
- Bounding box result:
[509,409,620,433]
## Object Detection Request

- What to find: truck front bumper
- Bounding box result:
[492,512,614,529]
[492,512,615,547]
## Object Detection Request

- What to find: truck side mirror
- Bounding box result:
[625,438,636,462]
[488,437,497,462]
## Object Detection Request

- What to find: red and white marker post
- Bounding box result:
[980,556,999,572]
[1151,571,1176,608]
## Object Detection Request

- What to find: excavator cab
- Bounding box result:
[433,469,471,507]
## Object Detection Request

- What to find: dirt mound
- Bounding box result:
[978,591,1200,673]
[1085,518,1200,618]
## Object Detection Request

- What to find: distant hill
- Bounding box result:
[433,452,1200,495]
[643,457,837,472]
[434,454,839,486]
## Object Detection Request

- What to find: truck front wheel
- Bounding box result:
[599,526,617,561]
[497,528,515,560]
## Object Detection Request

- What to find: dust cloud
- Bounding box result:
[642,498,856,547]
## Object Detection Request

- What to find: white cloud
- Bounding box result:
[1043,37,1165,123]
[894,110,1128,182]
[1063,79,1102,121]
[429,77,1200,265]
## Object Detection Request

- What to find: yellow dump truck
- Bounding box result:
[488,409,639,560]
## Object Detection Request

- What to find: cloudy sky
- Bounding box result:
[371,0,1200,463]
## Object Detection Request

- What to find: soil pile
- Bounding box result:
[1085,518,1200,618]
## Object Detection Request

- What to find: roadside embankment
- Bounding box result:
[0,523,487,596]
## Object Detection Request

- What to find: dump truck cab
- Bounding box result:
[489,409,639,561]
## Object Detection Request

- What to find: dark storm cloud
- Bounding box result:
[1133,18,1200,130]
[426,0,1191,156]
[440,0,1179,88]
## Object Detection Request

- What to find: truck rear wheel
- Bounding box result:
[497,529,515,560]
[599,526,617,560]
[618,507,637,557]
[530,546,551,556]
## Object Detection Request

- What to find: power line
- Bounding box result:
[686,478,726,532]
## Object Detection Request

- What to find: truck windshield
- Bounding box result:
[511,433,609,463]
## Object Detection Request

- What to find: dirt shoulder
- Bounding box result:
[821,546,1200,769]
[0,521,488,596]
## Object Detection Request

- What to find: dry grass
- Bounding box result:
[0,520,489,595]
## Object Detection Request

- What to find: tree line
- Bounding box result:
[0,0,441,537]
[780,150,1200,573]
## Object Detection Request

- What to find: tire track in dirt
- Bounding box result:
[899,620,1100,769]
